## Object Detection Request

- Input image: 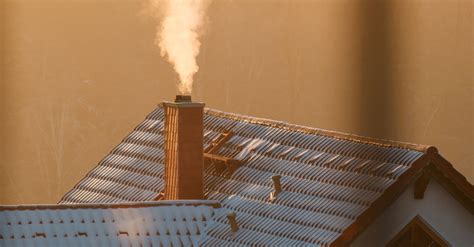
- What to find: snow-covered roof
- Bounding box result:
[0,200,220,246]
[59,106,472,245]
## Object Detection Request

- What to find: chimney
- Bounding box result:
[163,95,204,200]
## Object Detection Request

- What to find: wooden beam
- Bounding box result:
[414,167,431,199]
[203,131,241,173]
[205,131,234,154]
[204,153,241,173]
[204,153,235,162]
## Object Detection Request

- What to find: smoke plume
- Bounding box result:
[150,0,211,95]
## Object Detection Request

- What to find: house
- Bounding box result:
[0,201,220,246]
[7,97,473,246]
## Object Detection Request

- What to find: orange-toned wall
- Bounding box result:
[1,0,472,204]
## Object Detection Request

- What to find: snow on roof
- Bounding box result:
[57,105,473,245]
[0,201,221,246]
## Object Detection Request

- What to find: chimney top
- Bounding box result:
[175,95,192,103]
[163,95,204,108]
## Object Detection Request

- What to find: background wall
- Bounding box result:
[1,0,472,204]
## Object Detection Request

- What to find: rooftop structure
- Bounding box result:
[60,105,473,246]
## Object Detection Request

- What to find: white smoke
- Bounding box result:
[150,0,211,95]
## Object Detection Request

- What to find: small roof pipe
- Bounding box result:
[226,211,239,233]
[270,175,282,202]
[272,175,282,194]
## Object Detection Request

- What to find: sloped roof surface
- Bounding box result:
[0,201,220,247]
[60,106,429,246]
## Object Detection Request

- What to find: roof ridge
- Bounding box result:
[0,200,221,211]
[204,107,435,153]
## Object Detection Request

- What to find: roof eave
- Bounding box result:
[1,200,222,211]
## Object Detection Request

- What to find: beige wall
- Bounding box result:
[1,0,472,204]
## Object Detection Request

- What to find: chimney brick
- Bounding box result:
[163,99,204,200]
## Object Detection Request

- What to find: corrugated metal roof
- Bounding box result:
[0,201,220,246]
[60,106,427,245]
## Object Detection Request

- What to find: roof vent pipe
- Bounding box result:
[270,175,282,202]
[226,212,239,233]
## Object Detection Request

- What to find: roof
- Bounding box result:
[60,105,473,246]
[0,200,220,246]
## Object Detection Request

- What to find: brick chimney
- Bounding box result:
[163,95,204,200]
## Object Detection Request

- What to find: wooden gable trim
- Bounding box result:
[330,153,433,246]
[430,154,474,214]
[332,150,474,246]
[412,153,473,211]
[414,166,432,199]
[386,215,450,247]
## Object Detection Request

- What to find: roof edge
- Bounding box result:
[205,108,435,153]
[330,153,432,246]
[331,151,474,246]
[0,200,222,211]
[430,153,474,213]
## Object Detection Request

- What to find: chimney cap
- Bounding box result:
[175,95,192,103]
[227,211,236,218]
[162,96,204,108]
[272,175,282,181]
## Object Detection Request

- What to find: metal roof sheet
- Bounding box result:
[0,201,220,247]
[60,106,428,245]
